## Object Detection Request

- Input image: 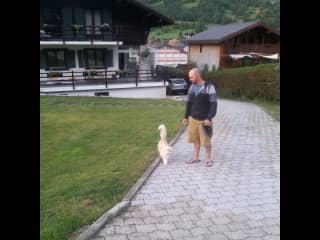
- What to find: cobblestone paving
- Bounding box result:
[93,99,280,240]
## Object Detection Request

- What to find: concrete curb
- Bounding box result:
[74,125,187,240]
[40,85,166,94]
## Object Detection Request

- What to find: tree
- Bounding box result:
[194,21,207,33]
[141,0,280,30]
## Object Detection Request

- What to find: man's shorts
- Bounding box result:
[188,116,212,147]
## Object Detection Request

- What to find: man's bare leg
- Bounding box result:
[193,141,200,161]
[205,144,213,166]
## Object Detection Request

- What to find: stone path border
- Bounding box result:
[72,126,187,240]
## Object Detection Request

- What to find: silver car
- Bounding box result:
[166,78,188,95]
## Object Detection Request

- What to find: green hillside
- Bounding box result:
[139,0,280,40]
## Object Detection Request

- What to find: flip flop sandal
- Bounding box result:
[205,161,213,167]
[186,159,201,164]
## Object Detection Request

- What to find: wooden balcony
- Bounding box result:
[40,24,148,45]
[40,24,113,41]
[223,43,280,54]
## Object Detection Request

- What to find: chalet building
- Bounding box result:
[40,0,173,74]
[184,21,280,70]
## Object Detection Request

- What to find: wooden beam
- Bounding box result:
[219,44,224,69]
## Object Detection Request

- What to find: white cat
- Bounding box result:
[158,124,173,165]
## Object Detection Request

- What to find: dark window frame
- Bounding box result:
[84,48,106,69]
[85,9,103,36]
[264,32,278,44]
[44,49,68,71]
[40,8,62,26]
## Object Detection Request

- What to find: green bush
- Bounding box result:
[83,69,97,77]
[119,69,129,77]
[167,67,185,78]
[47,71,63,78]
[202,63,280,103]
[186,61,197,69]
[140,48,150,58]
[156,65,185,79]
[203,64,209,73]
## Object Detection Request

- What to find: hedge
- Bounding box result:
[202,63,280,103]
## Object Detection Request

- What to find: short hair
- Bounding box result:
[189,67,201,77]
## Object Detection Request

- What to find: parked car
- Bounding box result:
[166,78,188,95]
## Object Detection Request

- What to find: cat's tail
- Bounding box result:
[158,124,167,141]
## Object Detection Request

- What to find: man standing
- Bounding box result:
[182,68,218,167]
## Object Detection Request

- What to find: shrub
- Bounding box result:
[83,69,97,78]
[47,71,63,78]
[203,63,280,103]
[156,65,185,79]
[140,48,150,58]
[119,69,128,77]
[203,64,209,73]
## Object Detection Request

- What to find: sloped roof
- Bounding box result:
[185,21,279,44]
[40,0,174,27]
[127,0,174,26]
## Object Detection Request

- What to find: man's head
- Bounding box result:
[188,68,202,84]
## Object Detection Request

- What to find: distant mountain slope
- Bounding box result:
[139,0,280,32]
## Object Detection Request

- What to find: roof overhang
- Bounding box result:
[219,21,280,43]
[184,21,280,45]
[127,0,174,27]
[40,0,174,27]
[183,40,221,45]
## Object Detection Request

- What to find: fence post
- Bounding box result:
[135,67,138,87]
[72,70,75,91]
[91,26,94,44]
[105,69,108,88]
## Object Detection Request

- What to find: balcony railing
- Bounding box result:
[223,43,279,54]
[40,68,169,91]
[40,24,113,41]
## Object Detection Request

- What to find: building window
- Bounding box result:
[105,49,113,67]
[40,8,62,38]
[239,34,246,44]
[248,31,256,44]
[200,44,203,53]
[85,49,105,68]
[233,37,238,48]
[41,8,62,26]
[264,33,278,44]
[85,9,102,35]
[46,50,66,70]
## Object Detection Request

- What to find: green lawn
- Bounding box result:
[253,99,280,121]
[40,96,185,240]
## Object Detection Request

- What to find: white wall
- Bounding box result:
[112,45,119,70]
[152,48,188,66]
[189,44,221,70]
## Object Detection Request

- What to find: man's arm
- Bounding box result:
[184,84,193,119]
[207,84,218,120]
[184,101,192,119]
[208,101,217,119]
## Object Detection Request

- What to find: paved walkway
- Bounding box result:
[93,99,280,240]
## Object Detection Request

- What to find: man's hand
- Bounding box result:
[182,118,189,126]
[203,119,212,126]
